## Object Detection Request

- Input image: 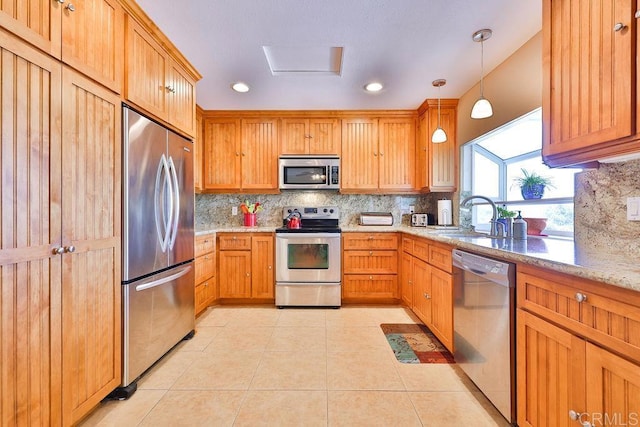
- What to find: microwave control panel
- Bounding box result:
[330,166,339,185]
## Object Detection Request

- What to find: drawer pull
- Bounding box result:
[614,22,627,32]
[424,293,431,299]
[368,236,374,240]
[232,236,237,240]
[369,276,373,280]
[369,251,373,256]
[574,292,588,303]
[568,410,591,426]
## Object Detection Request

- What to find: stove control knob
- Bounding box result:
[287,209,292,213]
[323,208,328,213]
[329,209,334,213]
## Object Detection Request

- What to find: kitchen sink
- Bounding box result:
[433,231,497,239]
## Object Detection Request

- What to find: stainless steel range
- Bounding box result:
[275,206,341,308]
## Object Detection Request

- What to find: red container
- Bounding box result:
[243,213,257,227]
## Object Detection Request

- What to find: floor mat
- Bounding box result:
[380,323,455,364]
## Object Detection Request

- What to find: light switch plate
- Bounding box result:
[232,206,238,216]
[627,197,640,221]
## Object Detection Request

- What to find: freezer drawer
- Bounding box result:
[122,263,194,386]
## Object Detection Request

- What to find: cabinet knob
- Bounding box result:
[369,251,373,256]
[424,293,431,299]
[568,410,591,426]
[635,10,640,19]
[65,3,75,11]
[408,280,412,285]
[232,236,237,240]
[614,22,627,32]
[373,152,378,157]
[246,272,250,277]
[574,292,588,303]
[369,275,373,280]
[242,152,246,156]
[235,152,240,156]
[379,152,384,156]
[64,245,76,253]
[368,236,373,240]
[268,265,272,270]
[52,247,65,255]
[55,0,65,3]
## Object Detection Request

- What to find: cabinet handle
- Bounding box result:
[568,410,591,426]
[369,251,373,256]
[246,272,250,277]
[242,152,246,156]
[268,265,272,270]
[65,3,75,11]
[55,0,65,3]
[574,292,587,303]
[379,152,384,156]
[373,152,378,157]
[368,236,373,240]
[614,22,626,32]
[424,293,431,299]
[64,245,76,253]
[635,10,640,19]
[52,247,65,255]
[408,280,412,285]
[235,152,240,156]
[232,236,237,240]
[369,275,373,280]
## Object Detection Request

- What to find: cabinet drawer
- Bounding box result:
[401,236,414,253]
[343,274,398,299]
[402,235,429,261]
[343,251,398,274]
[195,253,215,284]
[428,243,452,273]
[518,267,640,364]
[218,234,252,250]
[195,233,215,256]
[343,233,398,250]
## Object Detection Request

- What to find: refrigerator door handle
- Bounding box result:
[167,156,180,250]
[134,265,192,292]
[154,154,173,252]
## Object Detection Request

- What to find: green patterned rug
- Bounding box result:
[380,324,455,364]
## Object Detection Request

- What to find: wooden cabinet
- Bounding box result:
[218,233,274,300]
[517,264,640,427]
[194,105,204,192]
[341,117,416,193]
[416,100,458,192]
[60,67,122,425]
[202,117,279,192]
[342,233,399,301]
[124,15,197,137]
[195,233,216,315]
[0,34,121,426]
[400,234,454,352]
[281,118,341,155]
[542,0,640,166]
[0,0,61,56]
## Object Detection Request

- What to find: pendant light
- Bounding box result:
[470,28,493,119]
[431,79,447,143]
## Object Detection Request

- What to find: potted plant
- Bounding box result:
[512,168,554,200]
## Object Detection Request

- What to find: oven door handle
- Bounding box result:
[276,233,341,240]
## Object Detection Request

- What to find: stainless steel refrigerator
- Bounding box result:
[117,105,195,397]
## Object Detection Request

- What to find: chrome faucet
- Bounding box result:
[460,195,504,238]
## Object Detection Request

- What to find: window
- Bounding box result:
[460,108,580,237]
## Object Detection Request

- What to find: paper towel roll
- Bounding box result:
[437,200,452,225]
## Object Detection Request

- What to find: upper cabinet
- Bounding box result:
[194,105,204,192]
[0,0,124,92]
[542,0,639,166]
[416,100,458,192]
[341,116,416,193]
[281,118,341,155]
[122,10,199,137]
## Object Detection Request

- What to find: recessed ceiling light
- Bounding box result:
[364,82,383,92]
[231,82,250,93]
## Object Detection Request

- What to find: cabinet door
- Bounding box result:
[218,250,252,298]
[342,251,398,274]
[61,0,124,92]
[378,118,415,191]
[203,118,241,190]
[60,68,121,425]
[0,34,62,427]
[280,118,308,154]
[429,103,457,191]
[400,252,413,307]
[341,118,378,191]
[0,0,61,57]
[517,309,585,427]
[586,343,640,427]
[124,16,168,121]
[429,267,453,352]
[241,119,279,190]
[251,235,274,298]
[309,118,341,155]
[543,0,635,163]
[411,258,431,324]
[167,58,196,137]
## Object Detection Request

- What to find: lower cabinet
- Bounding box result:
[342,233,399,302]
[517,265,640,427]
[217,233,274,300]
[401,234,454,352]
[195,233,216,314]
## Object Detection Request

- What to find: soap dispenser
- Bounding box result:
[513,211,527,240]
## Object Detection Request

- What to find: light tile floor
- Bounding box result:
[79,306,509,426]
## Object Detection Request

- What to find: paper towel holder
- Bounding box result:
[437,199,453,226]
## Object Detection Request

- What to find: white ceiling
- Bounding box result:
[135,0,542,111]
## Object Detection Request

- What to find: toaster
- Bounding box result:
[411,213,434,227]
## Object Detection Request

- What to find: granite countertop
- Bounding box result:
[197,224,640,292]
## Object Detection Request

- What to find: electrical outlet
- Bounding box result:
[232,206,238,216]
[627,197,640,221]
[409,205,415,214]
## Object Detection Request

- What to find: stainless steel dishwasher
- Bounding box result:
[452,249,516,425]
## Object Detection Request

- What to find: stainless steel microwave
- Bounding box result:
[279,155,340,190]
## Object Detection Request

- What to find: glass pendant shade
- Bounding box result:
[471,97,493,119]
[431,127,447,143]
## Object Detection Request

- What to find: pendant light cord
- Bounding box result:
[480,40,485,97]
[437,85,441,128]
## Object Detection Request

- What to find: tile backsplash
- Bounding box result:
[574,159,640,255]
[195,192,452,231]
